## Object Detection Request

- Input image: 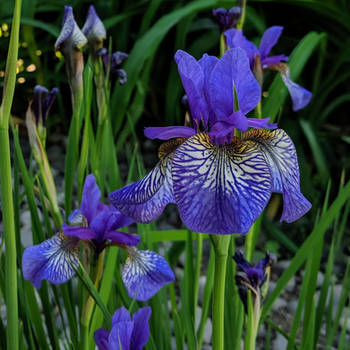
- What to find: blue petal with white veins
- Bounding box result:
[122,249,175,301]
[172,133,272,234]
[22,233,79,289]
[242,128,311,222]
[109,155,175,223]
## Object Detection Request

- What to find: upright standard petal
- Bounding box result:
[209,48,261,118]
[131,307,152,350]
[22,233,79,289]
[242,128,311,222]
[174,50,209,126]
[81,174,101,222]
[224,29,258,67]
[109,139,184,223]
[172,133,272,234]
[122,249,175,301]
[94,329,109,350]
[280,66,312,111]
[109,319,133,350]
[259,26,284,60]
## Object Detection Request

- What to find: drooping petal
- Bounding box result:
[144,126,196,140]
[55,6,87,50]
[224,29,258,67]
[174,50,209,126]
[131,307,152,350]
[82,5,106,42]
[94,329,110,350]
[62,223,97,240]
[172,133,272,234]
[261,54,288,68]
[247,117,277,129]
[109,320,133,350]
[22,234,79,289]
[109,155,175,223]
[122,249,175,301]
[104,231,140,246]
[280,67,312,111]
[209,48,261,117]
[242,128,311,222]
[259,26,284,60]
[81,174,101,222]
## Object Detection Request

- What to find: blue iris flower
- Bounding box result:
[22,174,174,301]
[94,306,151,350]
[225,26,312,111]
[233,251,276,312]
[109,48,311,235]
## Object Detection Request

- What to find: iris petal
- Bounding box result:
[174,50,209,126]
[259,26,284,60]
[109,155,174,223]
[224,29,258,67]
[242,128,311,222]
[122,249,175,301]
[209,48,261,117]
[81,174,101,222]
[144,126,196,140]
[109,320,133,350]
[94,329,109,350]
[280,67,312,111]
[131,307,152,350]
[22,234,79,289]
[172,134,272,234]
[82,5,106,41]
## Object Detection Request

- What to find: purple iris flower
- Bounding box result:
[212,7,241,32]
[62,174,139,253]
[109,49,311,235]
[98,48,128,85]
[22,174,174,301]
[94,306,151,350]
[32,85,58,127]
[233,251,276,312]
[225,26,312,111]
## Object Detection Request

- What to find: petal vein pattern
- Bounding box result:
[172,134,272,234]
[243,129,311,222]
[109,156,174,223]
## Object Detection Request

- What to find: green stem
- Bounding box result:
[237,0,247,30]
[211,235,231,350]
[193,234,203,317]
[0,1,22,349]
[0,129,19,350]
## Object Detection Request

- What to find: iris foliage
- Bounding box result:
[0,1,350,350]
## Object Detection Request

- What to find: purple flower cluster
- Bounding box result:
[22,174,174,301]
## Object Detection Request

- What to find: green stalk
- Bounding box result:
[0,1,22,349]
[237,0,247,30]
[211,235,231,350]
[193,234,203,317]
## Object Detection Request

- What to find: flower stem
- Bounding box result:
[211,235,231,350]
[0,0,22,348]
[237,0,247,30]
